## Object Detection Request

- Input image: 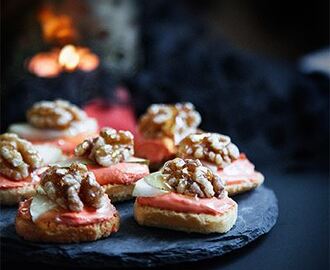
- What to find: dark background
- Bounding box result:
[1,0,329,171]
[1,0,329,269]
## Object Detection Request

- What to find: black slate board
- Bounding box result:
[0,186,278,268]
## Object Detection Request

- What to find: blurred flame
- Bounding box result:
[28,4,100,77]
[28,45,100,77]
[58,45,80,71]
[39,5,77,44]
[27,50,61,78]
[76,48,100,72]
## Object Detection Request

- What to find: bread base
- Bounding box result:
[134,200,237,234]
[225,173,264,196]
[15,202,120,243]
[0,184,36,205]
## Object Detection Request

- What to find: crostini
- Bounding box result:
[135,103,201,170]
[177,132,264,195]
[16,162,120,243]
[8,100,98,154]
[0,133,63,205]
[133,158,237,234]
[73,127,149,202]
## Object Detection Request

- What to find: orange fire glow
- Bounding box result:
[28,5,100,77]
[39,6,78,45]
[28,49,61,78]
[28,45,100,77]
[76,47,100,72]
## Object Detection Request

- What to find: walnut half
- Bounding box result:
[75,127,134,167]
[138,102,201,140]
[178,133,240,168]
[27,100,87,130]
[161,158,224,198]
[40,162,105,212]
[0,133,42,180]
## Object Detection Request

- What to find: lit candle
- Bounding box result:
[27,45,100,78]
[58,45,80,71]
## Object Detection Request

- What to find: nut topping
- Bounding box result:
[178,133,240,168]
[75,127,134,167]
[27,100,87,130]
[0,133,42,180]
[40,162,104,212]
[138,103,201,140]
[161,158,224,198]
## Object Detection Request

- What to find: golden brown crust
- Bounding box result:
[103,183,135,202]
[15,207,120,243]
[225,172,264,196]
[0,184,36,205]
[134,199,237,234]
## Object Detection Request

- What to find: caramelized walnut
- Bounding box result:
[40,162,104,212]
[27,100,87,130]
[178,133,240,168]
[138,103,201,140]
[0,133,42,180]
[75,127,134,167]
[161,158,224,198]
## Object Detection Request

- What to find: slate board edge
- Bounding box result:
[1,187,279,268]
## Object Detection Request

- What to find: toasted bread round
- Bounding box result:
[225,173,264,196]
[0,184,36,205]
[103,183,135,202]
[134,199,237,234]
[15,200,120,243]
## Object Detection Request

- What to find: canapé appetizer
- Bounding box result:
[133,158,237,233]
[74,127,150,202]
[135,102,201,170]
[178,132,264,195]
[9,100,98,154]
[16,162,120,243]
[0,133,63,204]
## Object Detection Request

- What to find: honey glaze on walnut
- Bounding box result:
[40,162,105,212]
[27,100,87,130]
[138,103,201,142]
[178,133,240,169]
[161,158,225,198]
[75,127,134,167]
[0,133,42,180]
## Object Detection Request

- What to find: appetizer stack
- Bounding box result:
[0,133,44,204]
[0,100,265,243]
[177,132,264,196]
[133,159,237,233]
[16,163,120,242]
[9,100,98,154]
[74,127,150,202]
[135,103,201,169]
